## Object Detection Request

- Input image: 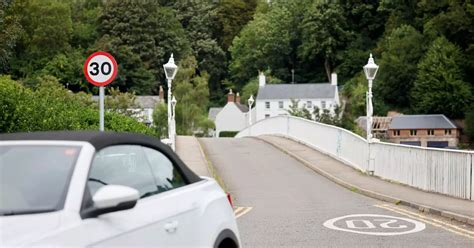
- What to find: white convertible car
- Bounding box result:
[0,131,240,247]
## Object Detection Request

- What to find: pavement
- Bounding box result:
[175,136,210,177]
[200,137,474,247]
[257,135,474,225]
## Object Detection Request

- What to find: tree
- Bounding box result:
[0,0,21,73]
[287,99,312,120]
[229,6,293,87]
[69,0,102,49]
[9,0,73,78]
[168,0,227,103]
[375,25,425,109]
[465,108,474,146]
[337,0,388,83]
[152,103,168,138]
[153,56,213,136]
[40,49,89,92]
[98,1,191,94]
[216,0,258,50]
[299,1,353,82]
[411,36,472,118]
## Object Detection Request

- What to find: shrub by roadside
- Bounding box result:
[0,75,156,136]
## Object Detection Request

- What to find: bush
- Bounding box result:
[0,75,156,136]
[219,131,239,137]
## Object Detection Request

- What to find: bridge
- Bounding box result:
[176,116,474,247]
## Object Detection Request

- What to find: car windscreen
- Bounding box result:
[0,145,81,216]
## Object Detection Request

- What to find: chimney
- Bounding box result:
[259,71,266,87]
[331,72,338,86]
[236,92,241,103]
[159,85,164,102]
[227,89,235,103]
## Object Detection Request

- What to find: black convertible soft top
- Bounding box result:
[0,131,202,184]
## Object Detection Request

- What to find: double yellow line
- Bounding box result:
[375,204,474,240]
[234,206,253,219]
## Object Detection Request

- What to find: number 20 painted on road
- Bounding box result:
[84,51,118,87]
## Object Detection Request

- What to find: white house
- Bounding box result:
[255,72,340,121]
[210,90,255,137]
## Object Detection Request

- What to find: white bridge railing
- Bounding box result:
[236,116,474,201]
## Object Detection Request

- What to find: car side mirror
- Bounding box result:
[89,185,139,217]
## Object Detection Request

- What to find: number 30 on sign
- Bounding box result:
[83,51,118,87]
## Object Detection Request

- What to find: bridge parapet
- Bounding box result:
[236,116,474,201]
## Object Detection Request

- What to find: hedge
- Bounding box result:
[219,131,239,137]
[0,75,156,136]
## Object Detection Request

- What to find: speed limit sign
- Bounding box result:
[84,51,118,131]
[83,51,118,86]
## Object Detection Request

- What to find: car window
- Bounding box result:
[88,145,158,199]
[142,146,186,192]
[0,145,80,215]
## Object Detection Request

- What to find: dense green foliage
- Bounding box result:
[465,108,474,145]
[411,36,472,118]
[218,131,239,138]
[1,0,259,134]
[1,0,472,143]
[0,75,156,135]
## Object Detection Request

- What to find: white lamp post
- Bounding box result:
[163,53,178,150]
[363,53,379,142]
[171,96,177,151]
[248,95,254,126]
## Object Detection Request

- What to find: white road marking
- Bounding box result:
[375,204,474,240]
[234,206,253,219]
[323,214,426,236]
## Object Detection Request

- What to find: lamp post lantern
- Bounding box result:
[163,53,178,150]
[248,95,254,126]
[363,53,379,142]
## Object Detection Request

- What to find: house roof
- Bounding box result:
[388,115,457,130]
[135,96,161,109]
[208,107,223,121]
[235,103,249,113]
[91,95,161,109]
[257,83,336,100]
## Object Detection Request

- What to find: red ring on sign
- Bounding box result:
[83,51,118,87]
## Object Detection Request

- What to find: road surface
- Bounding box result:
[200,138,474,248]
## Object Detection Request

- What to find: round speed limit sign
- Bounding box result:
[84,51,118,86]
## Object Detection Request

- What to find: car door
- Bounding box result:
[81,144,203,247]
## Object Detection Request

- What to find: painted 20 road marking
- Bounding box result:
[323,214,426,236]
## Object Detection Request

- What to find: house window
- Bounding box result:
[265,102,270,109]
[279,101,284,109]
[321,101,326,109]
[410,130,417,136]
[393,130,400,136]
[427,129,434,136]
[306,101,312,108]
[265,114,270,118]
[445,129,452,135]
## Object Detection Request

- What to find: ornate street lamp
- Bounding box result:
[363,53,379,142]
[163,53,178,150]
[248,95,254,126]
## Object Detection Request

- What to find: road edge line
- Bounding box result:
[196,138,229,192]
[253,136,474,226]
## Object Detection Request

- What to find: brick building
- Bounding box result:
[386,115,459,148]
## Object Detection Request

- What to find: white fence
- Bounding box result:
[236,116,474,201]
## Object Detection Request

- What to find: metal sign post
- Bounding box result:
[99,86,105,131]
[84,51,118,131]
